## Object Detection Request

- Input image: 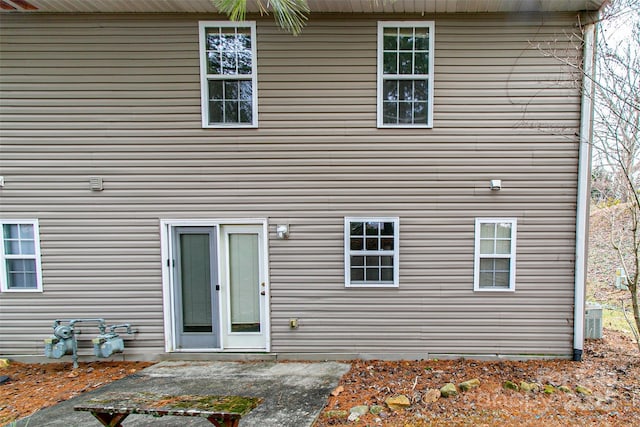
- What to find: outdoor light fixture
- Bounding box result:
[489,179,502,191]
[276,224,289,239]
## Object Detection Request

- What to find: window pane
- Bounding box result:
[3,224,18,239]
[479,258,494,271]
[239,81,252,100]
[366,256,380,266]
[351,268,364,281]
[398,102,413,124]
[237,50,252,74]
[414,27,429,50]
[496,240,511,254]
[365,222,379,235]
[225,80,239,100]
[414,51,428,74]
[383,101,397,124]
[209,80,223,100]
[19,225,34,239]
[381,222,394,235]
[221,50,237,74]
[381,268,393,281]
[207,52,221,74]
[480,239,494,254]
[239,102,252,123]
[399,27,413,50]
[383,80,398,101]
[4,240,19,255]
[383,52,397,74]
[479,272,494,287]
[381,238,394,250]
[414,102,428,124]
[480,223,495,238]
[350,222,363,235]
[399,52,413,74]
[496,223,512,238]
[224,101,239,123]
[237,28,252,49]
[351,256,364,266]
[366,238,378,250]
[495,258,510,271]
[383,27,398,50]
[209,99,223,123]
[414,80,428,100]
[494,272,510,288]
[366,268,380,281]
[350,238,364,250]
[398,80,413,101]
[381,256,393,266]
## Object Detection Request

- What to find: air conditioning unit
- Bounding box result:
[615,267,629,291]
[585,303,603,339]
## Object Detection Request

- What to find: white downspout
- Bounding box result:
[574,22,596,361]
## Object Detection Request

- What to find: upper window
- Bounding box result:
[474,218,517,292]
[199,21,257,128]
[377,21,434,128]
[1,220,43,292]
[345,217,399,287]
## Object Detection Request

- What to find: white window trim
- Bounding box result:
[377,20,435,128]
[344,217,399,288]
[198,21,258,128]
[473,218,517,292]
[0,219,43,293]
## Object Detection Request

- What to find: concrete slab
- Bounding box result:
[14,361,350,427]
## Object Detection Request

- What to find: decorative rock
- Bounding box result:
[385,394,411,410]
[576,385,593,395]
[543,384,556,394]
[370,405,385,415]
[459,378,480,392]
[324,410,348,419]
[503,380,519,391]
[440,383,458,398]
[0,359,9,368]
[520,381,540,392]
[0,375,10,385]
[347,412,360,422]
[350,405,369,416]
[558,385,573,393]
[422,388,441,403]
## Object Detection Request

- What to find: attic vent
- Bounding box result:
[585,304,603,339]
[89,177,103,191]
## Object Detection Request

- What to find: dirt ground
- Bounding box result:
[0,360,153,425]
[1,330,638,427]
[316,329,640,427]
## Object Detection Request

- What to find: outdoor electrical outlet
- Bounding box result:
[289,318,299,329]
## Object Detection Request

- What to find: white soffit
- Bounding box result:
[0,0,606,14]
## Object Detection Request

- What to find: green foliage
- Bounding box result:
[213,0,309,35]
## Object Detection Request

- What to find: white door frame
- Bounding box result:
[160,219,270,353]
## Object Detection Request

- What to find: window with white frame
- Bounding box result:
[474,218,516,291]
[1,220,43,292]
[377,21,434,128]
[199,21,257,127]
[345,217,399,287]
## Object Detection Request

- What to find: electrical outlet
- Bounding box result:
[289,318,299,329]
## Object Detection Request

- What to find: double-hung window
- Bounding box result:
[377,21,434,128]
[345,217,399,287]
[474,218,517,291]
[199,21,257,127]
[1,220,43,292]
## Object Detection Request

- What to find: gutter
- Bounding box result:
[573,22,597,361]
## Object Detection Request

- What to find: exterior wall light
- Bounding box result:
[276,224,289,239]
[489,179,502,191]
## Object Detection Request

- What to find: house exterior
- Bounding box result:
[0,0,602,361]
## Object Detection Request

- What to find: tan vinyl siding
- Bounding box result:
[0,12,582,357]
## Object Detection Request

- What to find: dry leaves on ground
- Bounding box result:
[0,360,153,425]
[315,330,640,427]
